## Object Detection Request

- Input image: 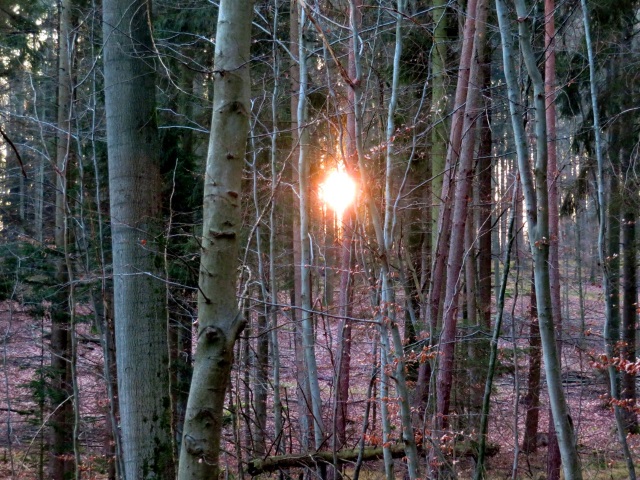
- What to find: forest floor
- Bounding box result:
[1,278,639,479]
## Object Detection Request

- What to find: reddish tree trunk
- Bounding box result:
[522,271,541,454]
[335,213,354,449]
[436,0,487,429]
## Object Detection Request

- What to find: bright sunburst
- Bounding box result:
[319,168,356,217]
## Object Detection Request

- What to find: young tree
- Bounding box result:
[50,0,75,476]
[495,0,583,477]
[581,0,636,476]
[103,0,174,476]
[178,1,254,478]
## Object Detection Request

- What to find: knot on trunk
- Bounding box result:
[183,434,215,462]
[200,326,225,345]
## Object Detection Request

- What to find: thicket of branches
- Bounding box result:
[0,0,638,479]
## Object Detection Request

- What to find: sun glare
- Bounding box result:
[319,168,356,217]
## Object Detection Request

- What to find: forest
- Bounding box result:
[0,0,639,479]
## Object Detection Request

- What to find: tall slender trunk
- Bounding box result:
[50,0,74,476]
[335,201,355,453]
[428,0,478,333]
[289,0,312,451]
[269,9,284,452]
[297,4,325,451]
[347,0,419,476]
[418,0,478,416]
[470,55,493,428]
[522,269,541,454]
[474,185,517,480]
[496,0,583,477]
[251,128,269,457]
[177,2,254,478]
[544,3,562,474]
[435,0,487,432]
[580,1,636,476]
[621,205,638,432]
[430,0,448,249]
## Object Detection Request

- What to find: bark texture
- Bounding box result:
[177,1,254,478]
[103,0,174,477]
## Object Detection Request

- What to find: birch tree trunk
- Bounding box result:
[495,0,583,477]
[177,1,254,478]
[103,0,175,477]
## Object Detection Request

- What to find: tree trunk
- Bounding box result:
[470,56,493,429]
[289,0,312,451]
[496,0,583,477]
[474,185,517,480]
[580,0,636,476]
[436,0,487,434]
[335,213,354,451]
[418,0,478,418]
[522,270,541,454]
[177,2,253,479]
[544,3,562,474]
[347,0,419,475]
[50,0,75,476]
[297,3,325,451]
[103,0,176,477]
[621,206,638,432]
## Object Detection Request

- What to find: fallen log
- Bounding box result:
[247,442,500,475]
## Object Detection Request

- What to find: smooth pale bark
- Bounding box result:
[269,13,284,451]
[580,1,636,476]
[297,4,325,451]
[289,0,312,451]
[250,130,269,456]
[544,3,562,474]
[177,1,253,479]
[382,2,420,478]
[103,0,175,477]
[496,0,583,478]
